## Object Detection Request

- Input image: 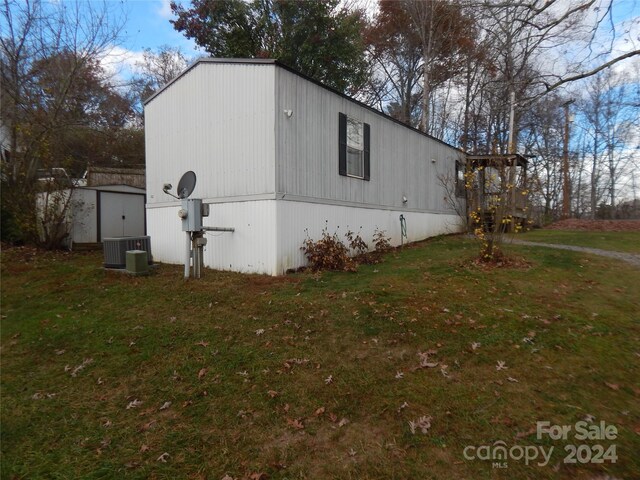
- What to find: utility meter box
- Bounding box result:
[181,198,203,232]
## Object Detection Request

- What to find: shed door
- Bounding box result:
[99,192,145,240]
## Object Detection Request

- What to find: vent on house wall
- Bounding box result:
[103,236,153,269]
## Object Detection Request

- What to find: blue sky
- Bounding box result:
[120,0,198,55]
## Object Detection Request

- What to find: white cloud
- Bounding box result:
[157,0,173,20]
[100,46,146,85]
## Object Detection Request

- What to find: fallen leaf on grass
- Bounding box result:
[198,368,208,379]
[324,375,333,384]
[140,444,150,453]
[157,452,170,463]
[139,420,157,432]
[126,399,143,409]
[314,406,325,416]
[194,340,209,347]
[471,342,481,351]
[515,426,536,439]
[32,392,56,400]
[421,361,439,369]
[338,418,349,428]
[286,418,304,430]
[255,329,265,336]
[496,361,508,371]
[348,448,357,457]
[267,390,278,398]
[605,382,620,391]
[70,358,93,377]
[249,473,267,480]
[395,371,404,379]
[417,350,439,369]
[507,377,519,383]
[159,401,171,410]
[408,415,432,434]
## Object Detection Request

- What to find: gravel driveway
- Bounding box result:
[507,239,640,268]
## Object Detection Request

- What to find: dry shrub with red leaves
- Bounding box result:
[301,228,392,272]
[301,229,356,272]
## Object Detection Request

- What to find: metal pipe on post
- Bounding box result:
[184,232,191,279]
[193,238,199,279]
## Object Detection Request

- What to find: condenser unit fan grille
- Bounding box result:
[103,236,152,268]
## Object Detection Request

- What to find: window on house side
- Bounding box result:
[339,112,370,181]
[346,117,364,178]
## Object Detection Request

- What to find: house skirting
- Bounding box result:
[146,199,463,276]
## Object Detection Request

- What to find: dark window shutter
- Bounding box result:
[363,122,370,181]
[338,113,347,176]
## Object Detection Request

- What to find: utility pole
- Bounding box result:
[562,99,574,219]
[507,90,516,155]
[508,90,517,220]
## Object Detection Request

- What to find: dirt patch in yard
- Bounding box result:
[546,219,640,231]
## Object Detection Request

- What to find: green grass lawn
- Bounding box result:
[516,229,640,253]
[2,237,639,479]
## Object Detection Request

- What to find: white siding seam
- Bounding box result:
[146,193,278,209]
[274,193,457,215]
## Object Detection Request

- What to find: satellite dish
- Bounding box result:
[177,171,197,199]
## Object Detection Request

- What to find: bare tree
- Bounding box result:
[130,45,190,117]
[576,70,638,218]
[1,0,127,246]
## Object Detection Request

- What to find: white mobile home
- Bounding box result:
[145,59,464,275]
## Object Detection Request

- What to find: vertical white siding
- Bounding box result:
[70,189,97,243]
[145,63,276,205]
[36,188,98,244]
[275,200,462,274]
[148,200,278,275]
[145,62,279,274]
[274,68,463,212]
